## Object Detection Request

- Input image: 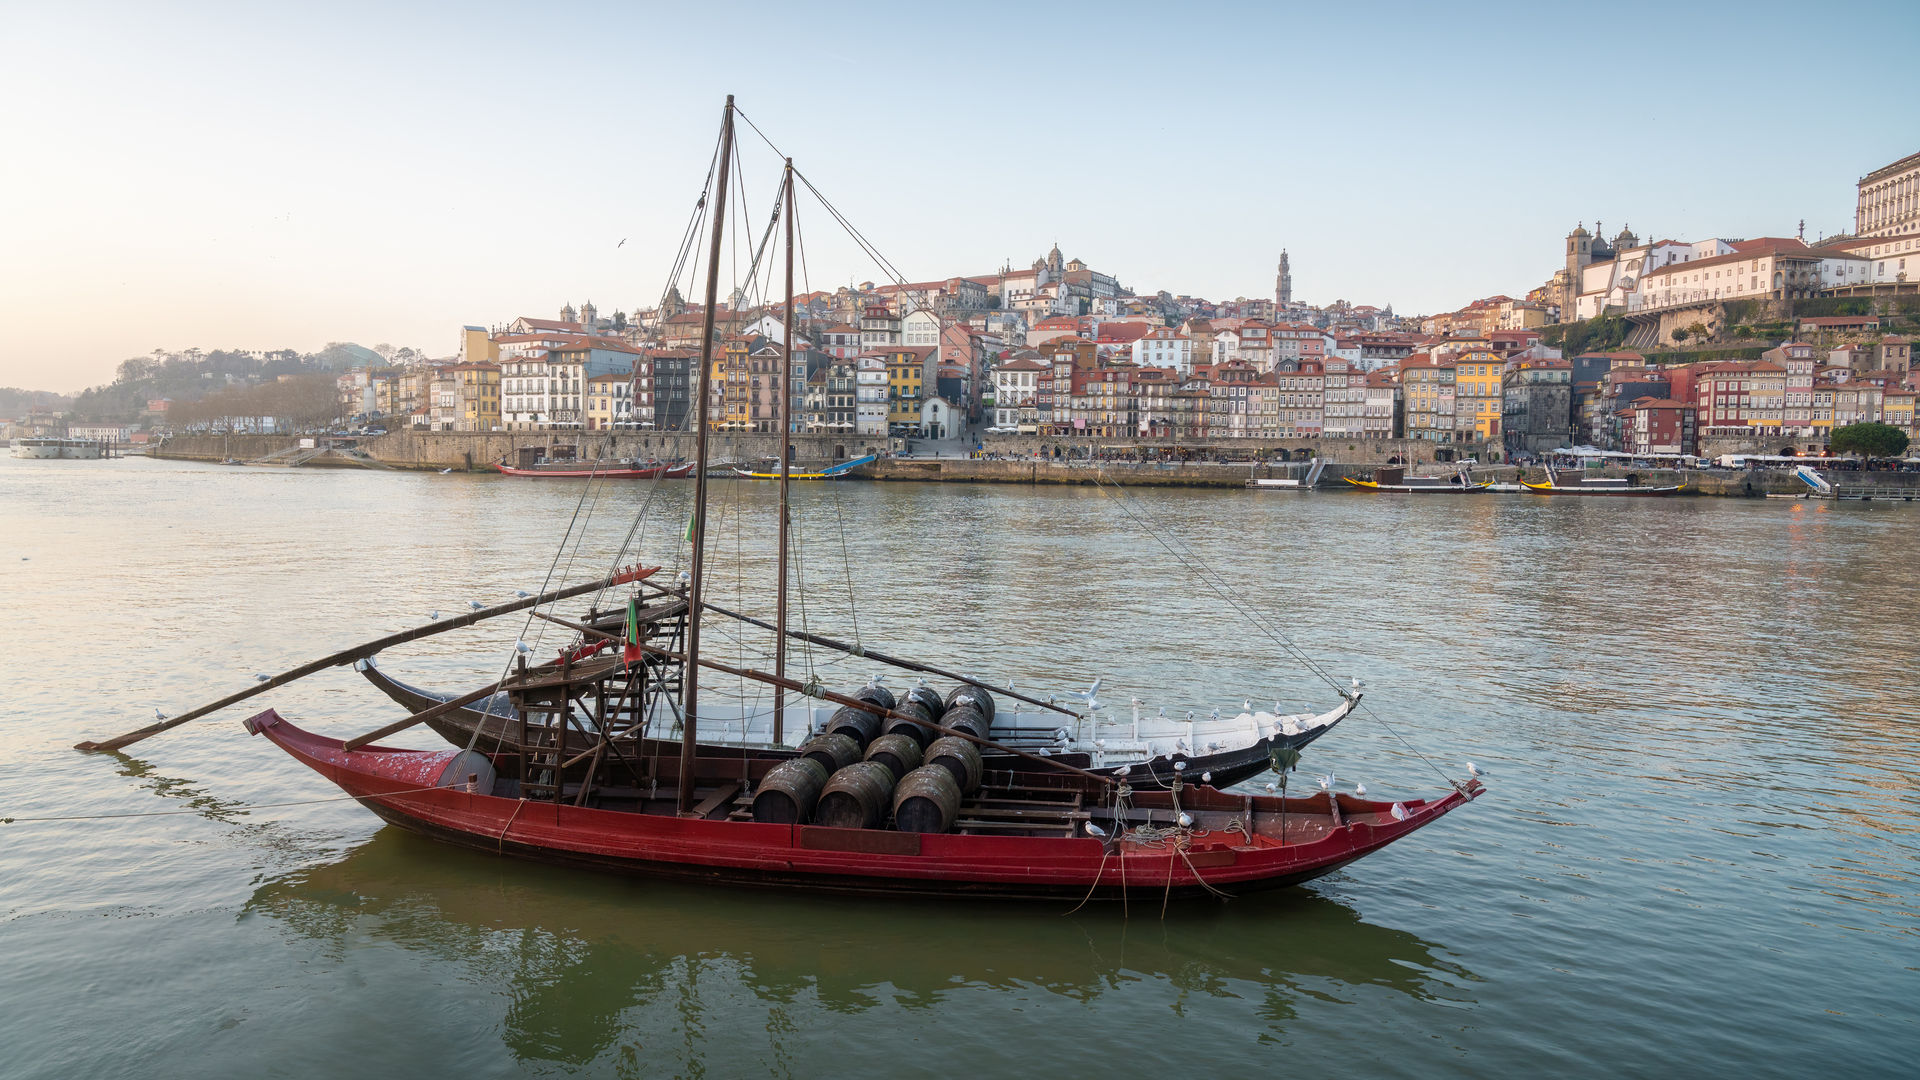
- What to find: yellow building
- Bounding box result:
[1882,389,1915,435]
[883,346,936,431]
[1451,349,1504,440]
[462,326,500,365]
[711,340,751,430]
[585,372,627,431]
[450,362,501,432]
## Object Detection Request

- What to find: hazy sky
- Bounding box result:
[4,0,1916,391]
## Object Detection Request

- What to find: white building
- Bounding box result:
[502,349,554,430]
[1130,327,1193,374]
[919,396,957,439]
[854,355,889,437]
[990,358,1043,432]
[901,309,942,349]
[1856,151,1920,239]
[1321,358,1364,438]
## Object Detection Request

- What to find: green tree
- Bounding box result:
[1670,327,1690,342]
[1829,421,1909,459]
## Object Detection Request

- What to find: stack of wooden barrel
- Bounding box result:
[751,683,989,833]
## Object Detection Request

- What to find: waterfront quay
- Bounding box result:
[143,430,1920,497]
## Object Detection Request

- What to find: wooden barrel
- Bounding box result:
[905,685,946,721]
[863,732,924,781]
[893,765,962,834]
[813,760,896,829]
[853,684,897,712]
[940,705,989,741]
[799,732,861,773]
[751,757,828,824]
[824,705,880,749]
[925,735,984,794]
[945,684,996,724]
[882,700,937,747]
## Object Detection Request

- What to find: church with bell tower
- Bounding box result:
[1275,251,1293,308]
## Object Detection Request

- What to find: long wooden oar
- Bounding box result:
[75,565,658,753]
[630,579,1082,718]
[342,679,509,751]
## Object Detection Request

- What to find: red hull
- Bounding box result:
[247,709,1480,901]
[497,462,693,479]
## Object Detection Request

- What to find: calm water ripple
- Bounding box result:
[2,455,1915,1078]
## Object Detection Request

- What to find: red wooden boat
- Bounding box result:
[245,708,1481,900]
[497,460,693,479]
[232,97,1486,904]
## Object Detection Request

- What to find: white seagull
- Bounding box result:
[1316,773,1336,792]
[514,590,531,599]
[1084,821,1108,839]
[1390,803,1409,821]
[467,600,485,612]
[253,673,272,683]
[153,708,167,721]
[426,610,441,621]
[1467,761,1487,778]
[1354,782,1367,796]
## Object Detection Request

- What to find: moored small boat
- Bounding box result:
[497,460,693,479]
[1520,467,1681,496]
[1343,465,1487,493]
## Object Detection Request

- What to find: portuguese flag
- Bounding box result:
[623,596,644,666]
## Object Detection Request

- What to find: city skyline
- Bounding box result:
[4,0,1916,391]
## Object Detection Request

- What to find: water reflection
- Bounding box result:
[246,828,1473,1068]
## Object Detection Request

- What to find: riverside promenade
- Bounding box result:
[140,431,1918,497]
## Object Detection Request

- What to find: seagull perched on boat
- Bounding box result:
[1390,803,1409,821]
[467,600,485,612]
[1263,782,1278,793]
[1084,821,1108,839]
[1200,771,1212,784]
[153,708,167,721]
[1115,765,1131,777]
[1467,761,1488,778]
[1210,708,1220,722]
[252,673,272,683]
[1173,760,1186,772]
[1317,773,1335,792]
[514,590,531,599]
[1176,813,1193,829]
[426,610,441,621]
[1354,782,1367,796]
[514,640,532,655]
[1244,699,1253,714]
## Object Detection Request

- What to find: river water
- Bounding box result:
[1,455,1914,1078]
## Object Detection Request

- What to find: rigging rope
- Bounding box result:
[1086,462,1459,786]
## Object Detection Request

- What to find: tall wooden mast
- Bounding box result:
[773,159,795,745]
[678,95,734,815]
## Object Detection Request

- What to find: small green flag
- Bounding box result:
[684,511,696,543]
[623,596,642,665]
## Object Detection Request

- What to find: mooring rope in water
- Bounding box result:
[1,783,450,825]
